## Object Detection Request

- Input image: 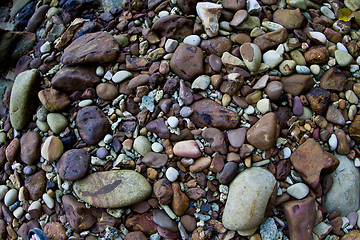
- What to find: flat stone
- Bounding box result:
[146,118,170,139]
[152,15,193,41]
[200,37,232,57]
[174,140,202,158]
[19,131,41,165]
[280,74,314,96]
[335,50,353,67]
[304,45,329,64]
[286,183,309,200]
[47,113,68,134]
[133,136,152,156]
[196,2,222,37]
[24,170,46,200]
[222,167,277,236]
[41,136,63,163]
[273,8,305,30]
[73,170,152,208]
[326,106,345,126]
[57,149,90,181]
[320,68,346,92]
[230,10,248,27]
[96,83,118,100]
[202,128,227,154]
[10,69,40,130]
[61,31,119,65]
[253,28,288,52]
[190,99,240,130]
[349,115,360,143]
[38,88,71,112]
[228,128,247,148]
[142,152,168,168]
[153,178,173,205]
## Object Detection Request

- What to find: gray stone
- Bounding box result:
[133,136,152,156]
[47,113,68,134]
[260,218,278,240]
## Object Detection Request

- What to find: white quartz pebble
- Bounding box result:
[4,189,18,207]
[286,183,309,199]
[43,193,55,209]
[13,207,24,219]
[166,167,179,182]
[152,142,164,153]
[104,134,113,144]
[183,35,201,46]
[167,116,179,128]
[283,147,291,159]
[328,134,338,151]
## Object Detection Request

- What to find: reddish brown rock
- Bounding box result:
[189,157,212,172]
[335,129,350,155]
[171,182,189,216]
[222,0,246,11]
[180,215,197,232]
[61,31,119,65]
[56,149,90,181]
[24,170,46,200]
[253,28,288,52]
[326,106,345,126]
[202,128,227,154]
[273,8,305,30]
[280,74,314,96]
[96,83,118,100]
[177,0,198,14]
[349,115,360,143]
[38,88,70,112]
[6,138,20,164]
[43,222,67,240]
[124,231,148,240]
[142,152,168,168]
[152,15,193,41]
[186,187,206,200]
[145,118,170,139]
[306,88,331,114]
[200,37,232,57]
[264,81,283,101]
[290,138,339,192]
[170,43,204,81]
[52,66,100,94]
[20,131,41,165]
[304,45,329,64]
[284,197,316,240]
[125,211,157,236]
[246,112,280,150]
[153,178,173,205]
[320,68,346,92]
[190,99,240,130]
[76,106,110,145]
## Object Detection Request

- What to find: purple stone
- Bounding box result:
[293,96,304,116]
[96,147,108,159]
[347,212,358,226]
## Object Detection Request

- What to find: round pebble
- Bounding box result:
[180,107,194,118]
[167,116,179,128]
[166,167,179,182]
[283,147,291,159]
[183,35,201,46]
[40,41,51,53]
[104,134,113,144]
[47,113,68,134]
[13,207,24,219]
[256,99,271,114]
[328,134,338,151]
[96,147,108,159]
[96,66,105,77]
[43,193,55,209]
[0,185,8,200]
[310,64,320,75]
[152,142,164,153]
[286,183,309,199]
[4,189,18,207]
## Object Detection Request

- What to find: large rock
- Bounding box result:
[170,43,204,81]
[190,99,239,130]
[222,167,277,236]
[273,8,305,30]
[196,2,222,37]
[253,28,288,52]
[349,114,360,143]
[52,66,101,94]
[10,69,41,130]
[20,131,41,165]
[280,74,314,96]
[56,149,90,181]
[61,31,119,65]
[152,15,193,41]
[246,112,280,150]
[200,37,232,56]
[24,170,46,200]
[76,106,110,145]
[325,154,360,216]
[73,170,152,208]
[320,68,346,92]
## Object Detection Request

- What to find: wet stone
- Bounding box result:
[20,131,41,165]
[56,149,90,181]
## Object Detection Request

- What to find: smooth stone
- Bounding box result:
[308,31,327,45]
[42,193,54,209]
[279,60,296,76]
[151,15,193,41]
[142,152,168,168]
[73,170,152,208]
[173,140,202,158]
[286,183,309,200]
[310,65,320,75]
[262,21,284,31]
[164,39,178,53]
[192,75,210,90]
[263,50,283,69]
[57,149,90,181]
[280,74,314,96]
[4,189,18,207]
[112,70,133,83]
[133,136,152,156]
[325,154,360,216]
[257,99,271,114]
[153,209,178,232]
[10,69,40,130]
[240,43,261,73]
[167,116,179,128]
[304,46,329,65]
[335,50,353,67]
[296,65,310,75]
[264,81,283,101]
[329,134,338,151]
[253,75,269,90]
[96,83,118,100]
[209,54,222,72]
[96,147,108,159]
[0,185,8,200]
[151,142,164,153]
[321,6,335,19]
[272,8,305,30]
[326,106,345,126]
[320,68,345,92]
[146,118,170,139]
[183,35,201,46]
[20,131,41,165]
[46,113,68,134]
[166,167,179,182]
[227,128,247,148]
[293,96,303,116]
[247,0,261,14]
[38,88,71,112]
[222,167,277,236]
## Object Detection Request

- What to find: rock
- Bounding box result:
[218,162,238,184]
[325,154,360,216]
[52,66,100,94]
[306,88,331,114]
[293,96,303,116]
[125,211,157,236]
[173,140,202,158]
[190,99,240,130]
[62,194,98,232]
[74,170,152,208]
[279,60,296,76]
[240,43,261,73]
[192,75,210,90]
[146,118,170,139]
[280,74,314,96]
[183,35,201,46]
[263,50,283,69]
[170,43,204,81]
[222,0,246,10]
[6,138,20,164]
[142,152,168,168]
[335,50,353,67]
[76,106,110,145]
[284,197,316,240]
[20,131,41,165]
[246,112,280,150]
[349,115,360,143]
[24,170,46,200]
[43,222,67,240]
[124,231,147,240]
[41,136,63,163]
[26,5,50,32]
[196,2,222,37]
[345,0,360,12]
[171,182,189,216]
[200,37,232,57]
[273,8,305,30]
[128,74,150,89]
[152,15,193,41]
[112,70,133,83]
[286,183,309,200]
[38,88,70,112]
[326,106,345,126]
[253,28,288,52]
[230,10,248,27]
[9,69,40,130]
[4,189,18,207]
[320,68,346,92]
[61,31,119,65]
[153,178,173,205]
[227,128,247,148]
[153,209,178,232]
[133,136,152,156]
[264,81,283,101]
[47,113,68,134]
[304,45,329,64]
[290,138,339,192]
[202,128,227,154]
[189,157,212,172]
[56,149,90,181]
[222,167,277,236]
[260,218,278,240]
[96,83,118,100]
[341,230,360,240]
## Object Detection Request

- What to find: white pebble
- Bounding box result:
[357,56,360,65]
[336,42,348,52]
[354,158,360,168]
[283,147,291,159]
[79,99,93,107]
[112,70,133,83]
[166,167,179,182]
[158,10,169,18]
[308,32,327,45]
[183,35,201,46]
[310,64,320,75]
[167,116,179,128]
[328,134,338,151]
[152,142,164,153]
[104,134,113,144]
[4,189,18,206]
[104,70,113,81]
[40,41,51,53]
[192,75,210,90]
[345,90,359,104]
[43,193,55,209]
[164,39,178,53]
[0,185,8,200]
[244,105,255,115]
[350,65,359,73]
[320,6,335,19]
[286,183,309,199]
[28,201,42,212]
[13,207,24,219]
[96,66,105,77]
[256,99,271,114]
[342,217,350,228]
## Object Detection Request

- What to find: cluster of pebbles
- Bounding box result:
[2,0,360,239]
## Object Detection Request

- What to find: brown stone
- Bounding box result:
[335,129,350,155]
[280,74,314,96]
[190,99,240,130]
[125,211,158,236]
[96,83,118,100]
[43,222,67,240]
[349,115,360,143]
[24,170,46,200]
[304,45,329,64]
[20,131,41,165]
[61,31,119,65]
[142,152,168,168]
[190,157,212,173]
[170,43,204,81]
[38,88,70,112]
[152,15,193,41]
[320,68,346,92]
[56,149,90,181]
[326,106,345,126]
[222,0,246,11]
[246,112,280,150]
[341,230,360,240]
[124,231,148,240]
[264,81,283,101]
[171,182,189,216]
[200,37,232,57]
[126,57,150,71]
[5,138,19,164]
[186,187,206,200]
[273,9,305,30]
[202,128,227,154]
[180,215,197,232]
[306,88,331,114]
[253,28,288,52]
[153,178,173,205]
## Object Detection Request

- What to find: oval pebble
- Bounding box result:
[283,147,291,159]
[152,142,164,153]
[329,134,338,151]
[286,183,309,199]
[96,66,105,77]
[166,167,179,182]
[4,189,18,207]
[167,116,179,128]
[79,99,93,107]
[0,185,8,200]
[13,207,24,219]
[296,65,310,74]
[43,193,55,209]
[183,35,201,46]
[112,70,133,83]
[104,134,113,144]
[96,147,108,159]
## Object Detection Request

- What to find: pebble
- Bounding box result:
[13,207,24,219]
[4,189,18,207]
[47,113,68,134]
[346,90,359,104]
[167,116,179,128]
[320,6,335,19]
[196,2,222,37]
[183,35,201,46]
[263,50,283,69]
[180,106,194,118]
[191,75,210,90]
[151,142,163,152]
[173,140,202,158]
[260,218,278,240]
[164,39,178,53]
[0,185,8,200]
[112,70,133,83]
[335,50,353,67]
[104,134,113,144]
[41,136,64,163]
[296,65,310,75]
[78,99,93,107]
[166,167,179,182]
[133,136,152,156]
[96,147,108,159]
[43,193,55,209]
[40,41,51,54]
[279,60,296,76]
[96,66,105,77]
[286,183,309,199]
[256,99,271,114]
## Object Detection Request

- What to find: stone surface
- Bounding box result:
[200,37,232,57]
[24,170,46,200]
[273,9,305,30]
[196,2,222,37]
[202,128,227,154]
[20,131,41,165]
[280,74,314,96]
[222,167,277,236]
[61,31,119,65]
[152,15,193,41]
[47,113,68,134]
[38,88,71,112]
[57,149,90,181]
[349,115,360,143]
[146,118,170,139]
[228,128,247,148]
[246,112,280,150]
[142,152,168,168]
[253,28,288,52]
[320,68,346,92]
[304,46,329,64]
[174,140,202,158]
[74,170,152,208]
[10,69,40,130]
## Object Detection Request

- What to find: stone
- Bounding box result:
[190,99,240,130]
[326,106,345,126]
[293,96,303,116]
[349,115,360,143]
[273,8,305,30]
[279,60,296,76]
[153,178,173,205]
[124,231,147,240]
[142,152,168,168]
[4,189,18,207]
[335,50,353,67]
[284,197,316,240]
[263,50,283,69]
[304,46,329,64]
[264,81,283,101]
[189,157,211,172]
[228,128,247,148]
[74,170,152,208]
[41,136,63,163]
[341,230,360,240]
[325,154,360,216]
[47,113,68,134]
[171,182,189,216]
[202,128,227,154]
[24,170,46,200]
[200,37,232,57]
[170,43,204,81]
[145,118,170,139]
[290,138,339,192]
[280,74,314,96]
[38,88,71,112]
[260,218,278,240]
[183,35,201,46]
[246,112,280,151]
[56,149,90,181]
[133,136,152,156]
[218,162,238,185]
[209,54,222,72]
[222,167,277,236]
[345,0,360,12]
[20,131,41,165]
[253,28,288,52]
[9,69,40,130]
[152,15,193,41]
[125,211,157,236]
[52,66,100,94]
[76,106,110,145]
[196,2,222,37]
[174,140,201,158]
[112,70,133,83]
[153,209,178,232]
[43,222,67,240]
[61,31,119,65]
[26,5,50,32]
[230,10,248,27]
[286,183,309,200]
[96,83,118,100]
[257,99,271,114]
[192,75,211,90]
[320,68,346,92]
[240,43,261,73]
[222,0,246,11]
[128,74,150,89]
[306,88,331,114]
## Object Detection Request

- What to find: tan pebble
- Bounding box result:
[189,157,211,172]
[18,186,28,202]
[41,136,64,163]
[353,83,360,98]
[222,94,231,107]
[250,233,262,240]
[338,99,346,109]
[147,168,158,180]
[139,127,148,136]
[122,139,133,151]
[244,157,252,168]
[304,123,312,131]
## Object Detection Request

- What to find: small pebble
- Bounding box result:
[152,142,164,152]
[0,185,8,200]
[167,116,179,128]
[96,66,105,77]
[43,193,55,209]
[13,207,24,219]
[96,147,108,159]
[283,147,291,159]
[286,183,309,199]
[104,134,113,144]
[40,41,51,53]
[4,189,18,207]
[79,99,93,107]
[166,167,179,182]
[183,35,201,46]
[180,107,194,118]
[328,134,338,151]
[164,39,178,53]
[310,64,320,75]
